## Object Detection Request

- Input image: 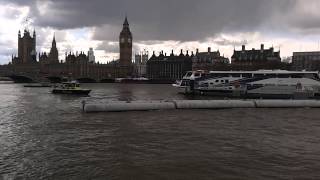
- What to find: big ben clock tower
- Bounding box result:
[119,16,132,66]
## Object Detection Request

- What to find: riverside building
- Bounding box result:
[231,44,282,70]
[7,17,134,82]
[192,47,229,71]
[146,50,192,81]
[292,51,320,71]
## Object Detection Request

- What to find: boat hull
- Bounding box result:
[52,89,91,95]
[24,84,51,88]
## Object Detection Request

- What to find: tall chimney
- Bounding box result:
[208,47,211,53]
[261,44,264,50]
[242,45,245,51]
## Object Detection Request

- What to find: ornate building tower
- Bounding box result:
[119,16,132,66]
[49,34,59,63]
[88,47,95,63]
[17,29,37,64]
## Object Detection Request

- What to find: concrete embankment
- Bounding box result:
[83,101,175,112]
[174,100,255,109]
[254,99,320,108]
[82,100,320,113]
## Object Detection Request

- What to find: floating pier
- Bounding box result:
[82,99,320,113]
[174,100,255,109]
[83,101,176,112]
[254,99,320,108]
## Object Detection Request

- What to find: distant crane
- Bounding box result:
[22,17,31,31]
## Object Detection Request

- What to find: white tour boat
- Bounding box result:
[174,70,320,99]
[172,70,206,93]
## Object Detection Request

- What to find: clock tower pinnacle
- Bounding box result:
[119,16,132,66]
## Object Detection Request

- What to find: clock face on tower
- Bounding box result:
[128,38,131,43]
[121,38,125,43]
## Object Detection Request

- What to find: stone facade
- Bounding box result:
[12,29,37,64]
[9,17,135,81]
[192,47,229,71]
[292,51,320,71]
[147,50,192,80]
[48,35,59,63]
[133,52,148,77]
[88,47,95,63]
[39,35,59,65]
[231,44,283,70]
[42,52,116,80]
[117,17,134,77]
[232,44,281,64]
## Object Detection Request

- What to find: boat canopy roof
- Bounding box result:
[208,70,319,74]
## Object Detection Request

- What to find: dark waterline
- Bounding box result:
[1,83,320,179]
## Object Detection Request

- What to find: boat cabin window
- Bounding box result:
[242,73,252,78]
[220,73,230,77]
[266,74,277,78]
[303,73,318,79]
[215,80,219,82]
[221,80,224,83]
[62,83,78,88]
[186,72,193,77]
[209,73,219,77]
[194,72,201,77]
[181,80,189,86]
[291,74,303,78]
[277,74,290,78]
[231,74,241,77]
[253,74,265,78]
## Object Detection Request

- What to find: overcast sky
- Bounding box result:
[1,0,320,64]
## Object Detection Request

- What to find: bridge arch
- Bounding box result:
[46,76,63,83]
[7,75,34,83]
[76,77,97,83]
[100,78,115,83]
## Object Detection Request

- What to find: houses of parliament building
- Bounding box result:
[10,17,134,81]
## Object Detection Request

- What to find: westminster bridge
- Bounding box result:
[0,63,133,83]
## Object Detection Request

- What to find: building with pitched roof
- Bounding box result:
[292,51,320,71]
[232,44,280,65]
[231,44,283,70]
[147,50,192,80]
[192,47,229,71]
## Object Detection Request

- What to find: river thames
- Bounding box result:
[1,83,320,179]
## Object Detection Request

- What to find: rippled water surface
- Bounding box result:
[1,83,320,179]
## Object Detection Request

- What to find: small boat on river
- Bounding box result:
[52,81,91,95]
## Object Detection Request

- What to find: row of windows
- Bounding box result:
[207,73,318,79]
[213,79,229,83]
[202,79,230,87]
[293,56,320,61]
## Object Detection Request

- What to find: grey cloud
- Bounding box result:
[0,45,16,56]
[92,25,120,41]
[288,17,320,34]
[213,38,247,47]
[3,6,23,19]
[3,0,297,42]
[96,41,119,53]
